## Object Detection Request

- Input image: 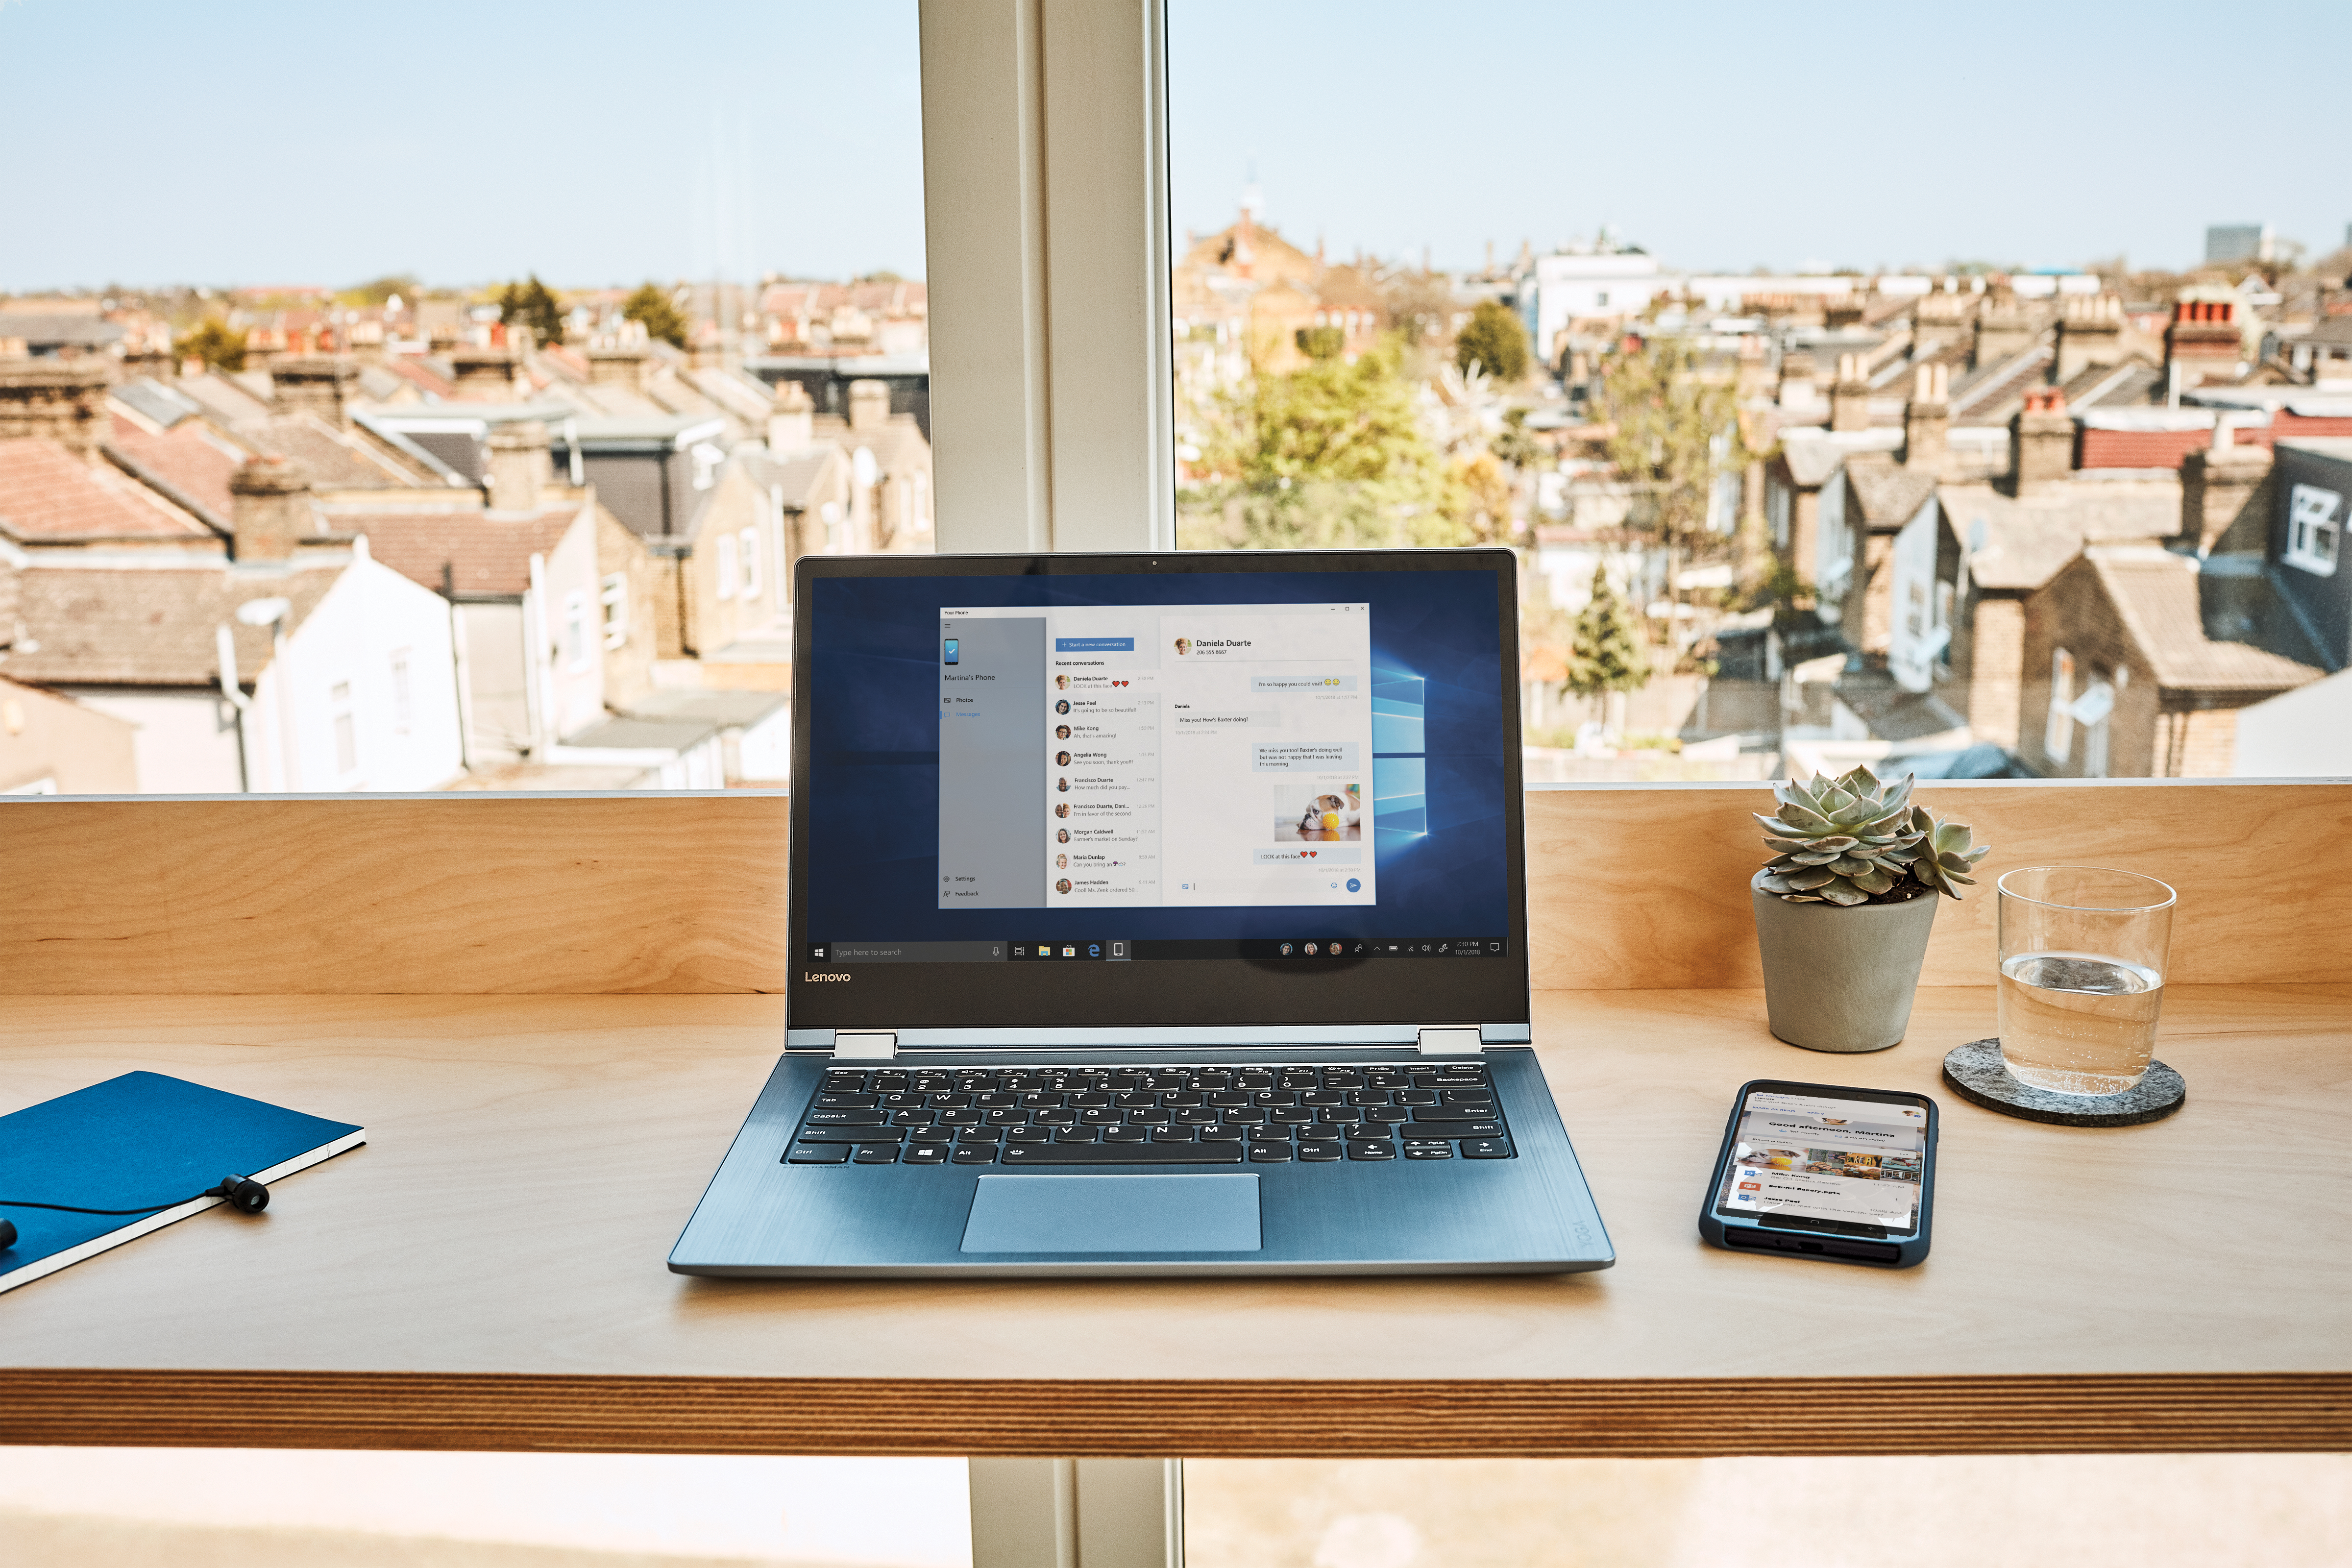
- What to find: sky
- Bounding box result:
[2,0,2344,293]
[0,0,929,292]
[1168,0,2352,276]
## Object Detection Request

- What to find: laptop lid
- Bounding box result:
[784,548,1529,1050]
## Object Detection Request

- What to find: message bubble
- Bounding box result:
[1250,675,1359,692]
[1252,742,1360,771]
[1170,710,1274,728]
[1251,847,1363,866]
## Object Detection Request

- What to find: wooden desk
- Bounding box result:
[4,983,2345,1457]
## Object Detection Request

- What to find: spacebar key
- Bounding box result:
[1001,1142,1245,1166]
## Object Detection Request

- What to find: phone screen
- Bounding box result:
[1716,1089,1929,1234]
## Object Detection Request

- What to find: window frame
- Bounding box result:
[2286,483,2340,577]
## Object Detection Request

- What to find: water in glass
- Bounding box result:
[1996,951,2164,1094]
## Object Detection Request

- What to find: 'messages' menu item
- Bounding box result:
[1717,1091,1927,1230]
[936,602,1373,910]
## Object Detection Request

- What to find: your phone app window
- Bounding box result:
[1721,1093,1926,1231]
[935,603,1374,911]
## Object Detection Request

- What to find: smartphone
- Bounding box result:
[942,638,959,665]
[1698,1079,1937,1268]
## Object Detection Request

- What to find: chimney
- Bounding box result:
[229,455,314,562]
[1777,348,1820,413]
[448,347,520,403]
[0,358,114,458]
[2164,298,2242,390]
[1972,288,2035,367]
[1734,336,1771,401]
[586,345,648,395]
[768,380,814,453]
[2010,388,2073,495]
[269,355,359,429]
[1829,353,1870,433]
[1904,362,1950,475]
[486,420,550,514]
[2179,419,2274,555]
[1911,290,1971,353]
[2055,294,2125,382]
[847,378,890,433]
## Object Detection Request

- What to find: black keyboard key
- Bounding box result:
[1441,1090,1495,1103]
[956,1126,1002,1141]
[821,1073,867,1092]
[816,1093,877,1108]
[1269,1108,1314,1124]
[1054,1127,1102,1142]
[794,1126,905,1142]
[904,1145,950,1163]
[1150,1127,1197,1142]
[1413,1119,1502,1139]
[951,1147,998,1164]
[1222,1108,1267,1125]
[853,1144,900,1164]
[1298,1145,1343,1161]
[1403,1142,1454,1159]
[787,1142,851,1163]
[1396,1090,1439,1104]
[1200,1127,1246,1142]
[1317,1108,1362,1124]
[1005,1127,1052,1143]
[1408,1105,1496,1122]
[1247,1146,1294,1162]
[1365,1106,1411,1124]
[1128,1108,1171,1124]
[1461,1139,1513,1159]
[1297,1127,1343,1143]
[1301,1091,1345,1106]
[1103,1126,1149,1142]
[1176,1108,1221,1125]
[806,1110,889,1126]
[891,1111,935,1126]
[937,1109,983,1126]
[1002,1142,1245,1166]
[1346,1141,1397,1160]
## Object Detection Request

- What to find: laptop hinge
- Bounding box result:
[1416,1026,1485,1056]
[832,1032,899,1060]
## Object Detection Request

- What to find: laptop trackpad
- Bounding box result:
[960,1174,1261,1253]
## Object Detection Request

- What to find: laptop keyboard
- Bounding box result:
[784,1062,1512,1167]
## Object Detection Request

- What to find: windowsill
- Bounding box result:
[0,980,2344,1455]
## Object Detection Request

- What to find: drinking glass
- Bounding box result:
[1995,867,2176,1096]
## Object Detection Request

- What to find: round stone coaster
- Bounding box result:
[1941,1038,2185,1127]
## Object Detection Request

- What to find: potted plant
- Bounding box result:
[1750,766,1989,1053]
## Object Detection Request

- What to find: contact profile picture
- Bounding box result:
[1055,674,1069,690]
[1055,699,1070,714]
[1056,854,1068,870]
[1054,802,1069,818]
[1055,750,1071,766]
[1055,724,1071,740]
[1056,828,1069,843]
[1056,778,1069,792]
[1173,637,1191,656]
[1055,878,1072,894]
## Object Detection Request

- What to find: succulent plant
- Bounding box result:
[1755,765,1989,906]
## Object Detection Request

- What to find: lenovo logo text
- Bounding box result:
[804,972,854,982]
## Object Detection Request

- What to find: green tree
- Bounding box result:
[1597,336,1749,661]
[622,282,689,349]
[1564,565,1651,702]
[1184,336,1466,549]
[1454,298,1529,382]
[173,318,247,372]
[495,274,566,346]
[1294,324,1345,361]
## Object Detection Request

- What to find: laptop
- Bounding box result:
[669,546,1615,1275]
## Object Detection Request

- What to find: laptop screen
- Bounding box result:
[788,549,1528,1035]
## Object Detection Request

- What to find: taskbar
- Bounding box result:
[808,938,1506,965]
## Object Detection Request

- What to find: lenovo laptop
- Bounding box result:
[669,547,1615,1275]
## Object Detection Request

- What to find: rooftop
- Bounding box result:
[4,562,342,686]
[0,438,216,543]
[2087,548,2324,692]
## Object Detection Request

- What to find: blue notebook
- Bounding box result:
[0,1071,364,1295]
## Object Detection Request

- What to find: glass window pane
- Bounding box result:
[0,2,930,796]
[1184,1455,2351,1568]
[1169,2,2352,782]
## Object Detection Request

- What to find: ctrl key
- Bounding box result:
[786,1142,851,1164]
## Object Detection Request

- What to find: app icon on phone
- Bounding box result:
[943,638,959,664]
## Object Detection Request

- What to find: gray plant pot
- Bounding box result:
[1750,870,1940,1053]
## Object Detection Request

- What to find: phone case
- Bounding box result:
[1696,1078,1936,1268]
